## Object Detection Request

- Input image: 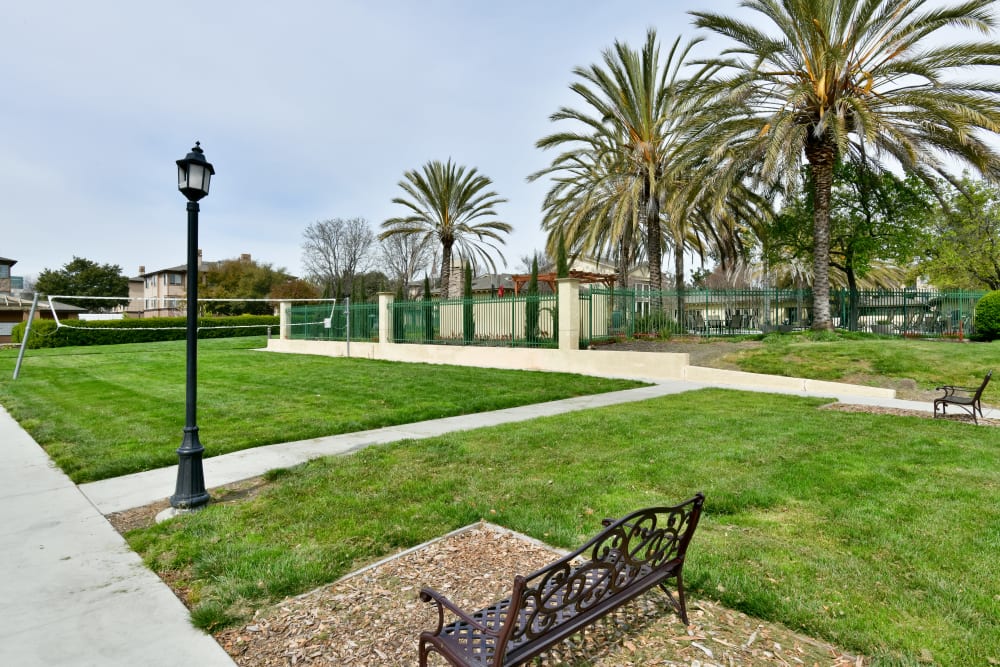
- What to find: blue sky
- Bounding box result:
[2,1,993,285]
[2,0,745,282]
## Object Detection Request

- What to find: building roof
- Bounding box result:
[0,293,84,312]
[0,257,17,266]
[130,260,222,281]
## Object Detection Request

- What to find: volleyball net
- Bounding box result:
[42,295,342,333]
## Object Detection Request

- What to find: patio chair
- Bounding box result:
[934,370,992,424]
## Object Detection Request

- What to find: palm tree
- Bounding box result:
[531,30,709,305]
[381,159,511,299]
[692,0,1000,330]
[535,133,644,288]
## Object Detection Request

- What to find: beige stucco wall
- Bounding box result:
[263,337,895,399]
[265,338,690,382]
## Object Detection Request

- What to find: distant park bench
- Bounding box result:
[934,370,992,424]
[418,494,705,667]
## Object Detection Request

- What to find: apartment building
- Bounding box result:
[129,252,250,317]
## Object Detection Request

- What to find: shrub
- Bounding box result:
[634,311,679,338]
[974,290,1000,341]
[11,315,278,349]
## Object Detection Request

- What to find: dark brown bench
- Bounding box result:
[418,493,705,667]
[934,370,992,424]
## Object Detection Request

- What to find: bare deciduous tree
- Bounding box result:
[379,232,434,294]
[301,217,376,297]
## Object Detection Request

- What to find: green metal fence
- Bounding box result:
[287,301,379,341]
[389,294,559,348]
[287,288,986,346]
[583,287,986,339]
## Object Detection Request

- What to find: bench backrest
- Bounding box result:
[974,370,993,401]
[499,494,705,659]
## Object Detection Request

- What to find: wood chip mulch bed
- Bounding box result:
[820,403,999,426]
[213,524,864,667]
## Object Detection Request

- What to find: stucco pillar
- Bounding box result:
[378,292,394,344]
[279,301,290,340]
[557,278,580,351]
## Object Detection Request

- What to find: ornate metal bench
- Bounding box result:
[934,370,992,424]
[418,493,705,667]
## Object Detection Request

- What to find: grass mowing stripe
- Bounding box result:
[127,389,999,665]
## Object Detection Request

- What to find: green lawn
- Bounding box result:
[4,334,1000,665]
[0,337,642,482]
[730,334,1000,403]
[126,390,1000,666]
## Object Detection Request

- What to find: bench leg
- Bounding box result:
[418,639,432,667]
[658,573,689,626]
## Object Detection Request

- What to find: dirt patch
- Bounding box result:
[591,337,763,370]
[105,475,272,534]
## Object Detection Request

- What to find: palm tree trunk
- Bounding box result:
[645,183,664,312]
[673,234,685,325]
[805,137,835,331]
[439,242,453,300]
[617,236,631,290]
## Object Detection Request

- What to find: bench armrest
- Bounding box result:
[936,385,975,396]
[419,587,501,637]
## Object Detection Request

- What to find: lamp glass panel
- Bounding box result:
[177,164,189,190]
[188,163,207,194]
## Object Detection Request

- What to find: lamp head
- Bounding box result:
[176,141,215,202]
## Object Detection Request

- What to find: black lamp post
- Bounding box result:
[171,142,215,510]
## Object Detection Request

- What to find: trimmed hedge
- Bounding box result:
[11,315,279,349]
[974,290,1000,342]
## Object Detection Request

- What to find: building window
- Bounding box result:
[169,273,183,285]
[0,265,9,279]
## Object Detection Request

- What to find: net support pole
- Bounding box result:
[12,292,40,380]
[345,296,351,357]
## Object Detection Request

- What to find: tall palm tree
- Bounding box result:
[381,159,511,299]
[531,30,708,305]
[692,0,1000,330]
[535,134,645,287]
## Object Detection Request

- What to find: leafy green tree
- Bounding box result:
[201,257,294,315]
[525,257,540,343]
[693,0,1000,330]
[556,230,569,279]
[769,161,934,328]
[380,159,511,299]
[422,275,434,341]
[920,177,1000,290]
[974,290,1000,340]
[269,278,320,302]
[463,263,475,344]
[35,256,128,310]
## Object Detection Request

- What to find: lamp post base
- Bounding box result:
[171,426,210,509]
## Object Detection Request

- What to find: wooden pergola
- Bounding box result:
[510,270,616,295]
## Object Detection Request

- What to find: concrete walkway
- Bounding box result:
[1,377,993,666]
[0,405,234,667]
